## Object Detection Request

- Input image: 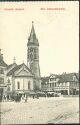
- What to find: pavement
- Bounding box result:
[0,97,79,124]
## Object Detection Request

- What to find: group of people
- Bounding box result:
[0,91,60,102]
[0,94,28,102]
[0,93,40,102]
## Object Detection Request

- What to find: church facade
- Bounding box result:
[0,22,41,96]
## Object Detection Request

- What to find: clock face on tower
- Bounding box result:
[28,47,38,60]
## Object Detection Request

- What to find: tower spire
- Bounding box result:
[30,21,36,37]
[31,21,35,34]
[27,22,39,46]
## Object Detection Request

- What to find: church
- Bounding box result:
[0,22,41,96]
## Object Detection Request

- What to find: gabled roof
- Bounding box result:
[41,72,79,84]
[49,73,79,83]
[49,74,60,79]
[59,73,78,82]
[7,63,33,76]
[7,64,22,76]
[7,63,17,70]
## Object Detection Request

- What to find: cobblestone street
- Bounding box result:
[0,97,79,124]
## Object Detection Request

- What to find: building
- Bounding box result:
[27,21,41,90]
[0,49,7,100]
[41,73,79,95]
[0,22,79,97]
[6,62,34,95]
[41,76,49,92]
[0,22,41,97]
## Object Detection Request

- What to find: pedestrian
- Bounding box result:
[37,94,39,99]
[33,95,35,99]
[25,95,28,102]
[3,95,6,102]
[21,95,24,102]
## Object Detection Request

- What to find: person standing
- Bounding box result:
[25,94,28,102]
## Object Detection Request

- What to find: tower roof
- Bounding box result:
[27,22,39,46]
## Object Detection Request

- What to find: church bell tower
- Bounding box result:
[27,22,41,90]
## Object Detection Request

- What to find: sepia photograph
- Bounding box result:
[0,1,79,124]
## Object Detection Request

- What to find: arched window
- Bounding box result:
[28,81,31,90]
[17,82,20,89]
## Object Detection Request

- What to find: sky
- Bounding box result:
[0,1,79,76]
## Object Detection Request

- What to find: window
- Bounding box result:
[27,54,29,59]
[0,68,4,74]
[34,49,36,53]
[34,54,37,59]
[28,81,31,90]
[30,48,33,52]
[61,83,63,86]
[34,48,38,53]
[0,77,4,84]
[50,83,52,87]
[30,54,33,60]
[54,78,56,81]
[52,83,54,87]
[7,79,10,83]
[50,78,53,81]
[58,83,60,86]
[73,76,76,81]
[17,82,20,89]
[7,86,10,91]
